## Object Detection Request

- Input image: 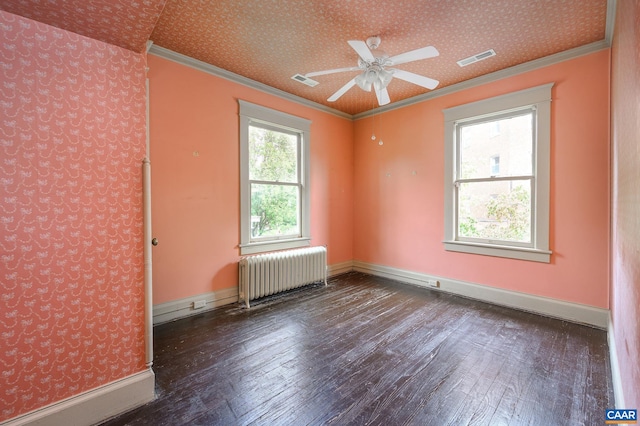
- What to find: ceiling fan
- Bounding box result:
[305,36,439,106]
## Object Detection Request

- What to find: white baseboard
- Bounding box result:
[154,261,354,324]
[153,287,239,325]
[328,261,354,277]
[608,313,626,408]
[353,261,609,329]
[3,368,155,426]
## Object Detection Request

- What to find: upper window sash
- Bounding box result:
[248,124,302,185]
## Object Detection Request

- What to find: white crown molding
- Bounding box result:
[608,313,626,408]
[147,44,352,120]
[353,261,609,329]
[3,369,155,426]
[150,13,613,123]
[605,0,617,46]
[353,39,611,120]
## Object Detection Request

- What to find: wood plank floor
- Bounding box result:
[101,272,613,426]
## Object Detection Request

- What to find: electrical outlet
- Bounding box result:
[427,280,440,288]
[193,300,206,309]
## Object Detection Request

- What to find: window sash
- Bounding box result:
[452,106,537,247]
[454,176,534,247]
[456,109,536,180]
[248,124,302,185]
[249,181,302,242]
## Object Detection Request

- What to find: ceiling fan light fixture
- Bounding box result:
[355,73,372,91]
[379,68,393,87]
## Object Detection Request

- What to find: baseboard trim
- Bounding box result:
[328,260,354,277]
[3,368,155,426]
[353,261,609,329]
[153,287,239,325]
[153,261,355,324]
[608,313,626,408]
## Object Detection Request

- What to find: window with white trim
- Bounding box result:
[239,100,311,255]
[443,84,553,263]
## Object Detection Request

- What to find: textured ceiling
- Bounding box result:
[1,0,609,115]
[0,0,166,52]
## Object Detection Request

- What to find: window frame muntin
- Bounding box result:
[239,100,311,255]
[443,83,553,263]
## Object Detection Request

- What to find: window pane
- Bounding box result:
[458,180,531,243]
[459,113,533,179]
[250,183,300,238]
[249,126,298,183]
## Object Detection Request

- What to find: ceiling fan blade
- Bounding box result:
[305,67,361,78]
[389,46,439,66]
[375,87,391,106]
[348,40,375,62]
[392,69,439,90]
[328,78,357,102]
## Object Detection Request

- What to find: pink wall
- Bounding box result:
[0,12,148,421]
[610,0,640,409]
[147,55,354,304]
[354,50,610,308]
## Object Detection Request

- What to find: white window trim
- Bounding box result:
[443,83,553,263]
[239,100,311,255]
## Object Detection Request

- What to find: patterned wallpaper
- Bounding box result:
[0,11,147,421]
[610,0,640,410]
[0,0,166,52]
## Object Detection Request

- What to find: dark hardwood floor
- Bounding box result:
[101,272,613,426]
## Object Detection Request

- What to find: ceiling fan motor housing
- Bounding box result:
[366,35,381,50]
[315,36,439,106]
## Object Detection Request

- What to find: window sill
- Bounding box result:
[444,241,551,263]
[240,238,311,255]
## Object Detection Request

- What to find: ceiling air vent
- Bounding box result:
[457,49,496,67]
[291,74,319,87]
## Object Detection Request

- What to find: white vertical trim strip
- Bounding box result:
[608,313,626,408]
[142,159,153,366]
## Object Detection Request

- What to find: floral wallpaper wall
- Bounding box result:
[611,0,640,411]
[0,11,147,421]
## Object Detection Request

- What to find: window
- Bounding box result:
[490,155,500,176]
[239,100,311,255]
[443,84,553,262]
